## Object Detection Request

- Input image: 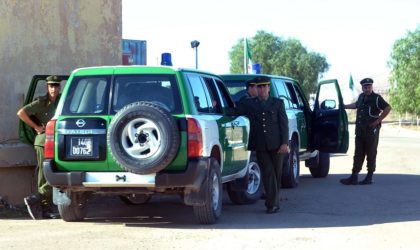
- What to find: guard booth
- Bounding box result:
[122,39,147,65]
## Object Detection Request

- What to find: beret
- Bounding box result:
[251,76,271,85]
[46,75,61,85]
[360,78,373,85]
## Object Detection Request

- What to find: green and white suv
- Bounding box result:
[222,74,349,188]
[20,67,264,224]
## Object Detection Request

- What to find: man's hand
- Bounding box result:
[278,144,289,154]
[369,119,381,128]
[17,108,44,134]
[34,125,44,134]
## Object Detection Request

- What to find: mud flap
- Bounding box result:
[183,158,211,206]
[53,187,71,206]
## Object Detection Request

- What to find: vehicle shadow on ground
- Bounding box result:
[83,173,420,229]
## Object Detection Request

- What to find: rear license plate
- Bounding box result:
[70,137,93,156]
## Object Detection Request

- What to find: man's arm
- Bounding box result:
[277,100,290,154]
[17,108,44,134]
[370,105,391,127]
[344,102,357,109]
[225,99,250,116]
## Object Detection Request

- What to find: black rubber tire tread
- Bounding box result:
[119,194,152,205]
[309,152,330,178]
[58,191,87,222]
[227,154,263,204]
[193,158,222,224]
[107,102,180,175]
[282,139,300,188]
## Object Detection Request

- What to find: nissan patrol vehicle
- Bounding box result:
[20,67,263,224]
[221,74,349,188]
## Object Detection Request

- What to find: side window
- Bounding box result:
[272,79,291,109]
[285,82,299,109]
[202,77,220,113]
[187,74,213,113]
[316,83,340,111]
[292,83,306,109]
[214,79,235,108]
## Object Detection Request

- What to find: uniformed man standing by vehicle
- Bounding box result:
[231,76,289,213]
[17,75,62,219]
[237,78,258,104]
[340,78,391,185]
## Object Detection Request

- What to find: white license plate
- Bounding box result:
[70,137,93,156]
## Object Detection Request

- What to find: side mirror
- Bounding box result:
[320,99,336,110]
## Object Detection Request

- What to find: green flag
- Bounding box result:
[349,73,354,90]
[244,38,253,73]
[349,73,358,100]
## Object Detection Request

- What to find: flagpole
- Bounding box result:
[244,38,247,74]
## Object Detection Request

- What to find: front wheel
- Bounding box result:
[193,158,222,224]
[282,139,300,188]
[309,152,330,178]
[227,154,263,204]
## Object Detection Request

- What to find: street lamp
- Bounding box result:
[191,40,200,69]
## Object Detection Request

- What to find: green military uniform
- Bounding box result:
[23,93,60,201]
[353,91,389,173]
[233,76,289,212]
[21,75,62,219]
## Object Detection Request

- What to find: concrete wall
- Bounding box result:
[0,0,122,205]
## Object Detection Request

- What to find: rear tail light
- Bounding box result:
[187,118,203,158]
[44,119,56,159]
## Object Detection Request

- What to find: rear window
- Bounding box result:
[61,74,182,115]
[112,75,182,114]
[62,76,111,115]
[223,80,248,104]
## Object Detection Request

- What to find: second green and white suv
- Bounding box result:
[222,74,349,188]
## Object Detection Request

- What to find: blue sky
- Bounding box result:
[122,0,419,92]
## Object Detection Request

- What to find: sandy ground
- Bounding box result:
[1,124,419,250]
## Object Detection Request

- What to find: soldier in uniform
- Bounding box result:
[17,75,62,219]
[237,78,258,104]
[231,76,289,213]
[340,77,391,185]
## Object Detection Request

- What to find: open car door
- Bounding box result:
[19,75,69,144]
[311,79,349,153]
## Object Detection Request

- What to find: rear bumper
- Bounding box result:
[43,158,210,191]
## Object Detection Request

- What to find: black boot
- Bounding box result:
[41,205,60,219]
[40,199,60,219]
[359,171,374,185]
[24,194,43,220]
[340,172,358,185]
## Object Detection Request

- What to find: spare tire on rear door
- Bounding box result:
[108,102,180,175]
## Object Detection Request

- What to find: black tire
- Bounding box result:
[58,191,87,222]
[282,139,300,188]
[193,158,222,224]
[107,102,180,175]
[119,194,152,205]
[227,154,263,204]
[309,152,330,178]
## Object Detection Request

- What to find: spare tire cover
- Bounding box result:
[107,102,180,174]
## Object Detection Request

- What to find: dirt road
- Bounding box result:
[1,124,420,249]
